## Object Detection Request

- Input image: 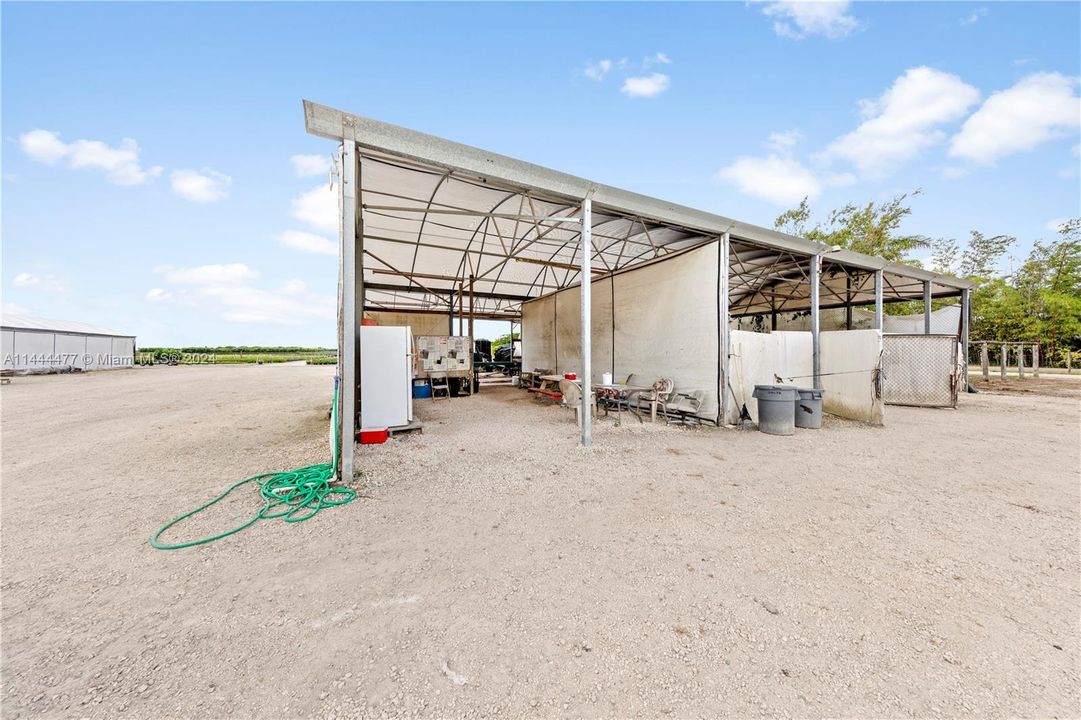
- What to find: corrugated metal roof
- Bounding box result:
[0,313,134,338]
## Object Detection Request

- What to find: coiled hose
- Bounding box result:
[150,379,356,550]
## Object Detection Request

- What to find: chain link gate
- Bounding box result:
[881,334,960,408]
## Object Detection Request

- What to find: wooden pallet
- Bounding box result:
[387,419,424,437]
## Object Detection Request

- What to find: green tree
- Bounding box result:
[774,191,932,263]
[491,332,520,355]
[1010,219,1081,363]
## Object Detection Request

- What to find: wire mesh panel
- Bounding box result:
[881,334,960,408]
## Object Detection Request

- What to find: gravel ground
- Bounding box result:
[2,364,1078,719]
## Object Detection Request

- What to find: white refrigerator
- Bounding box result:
[360,326,414,428]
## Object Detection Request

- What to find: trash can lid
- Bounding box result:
[796,387,824,400]
[752,384,798,400]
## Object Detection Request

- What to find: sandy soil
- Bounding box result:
[2,365,1078,719]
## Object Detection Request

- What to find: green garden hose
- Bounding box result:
[150,379,356,550]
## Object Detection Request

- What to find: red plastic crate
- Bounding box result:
[358,427,389,444]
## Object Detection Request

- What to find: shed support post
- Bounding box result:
[1000,342,1008,380]
[873,270,884,331]
[339,140,360,480]
[580,197,592,447]
[720,232,731,425]
[923,280,932,334]
[1033,344,1040,378]
[468,274,475,341]
[458,281,464,335]
[845,275,853,330]
[961,289,970,388]
[811,253,822,390]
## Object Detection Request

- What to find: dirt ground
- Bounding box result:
[2,365,1078,719]
[971,371,1081,399]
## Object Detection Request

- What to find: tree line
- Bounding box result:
[774,192,1080,366]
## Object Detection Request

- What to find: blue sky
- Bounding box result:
[3,1,1079,347]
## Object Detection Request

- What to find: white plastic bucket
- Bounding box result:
[602,372,613,385]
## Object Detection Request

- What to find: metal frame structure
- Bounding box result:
[304,100,975,476]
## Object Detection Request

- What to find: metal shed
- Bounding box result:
[303,100,975,476]
[1,313,135,373]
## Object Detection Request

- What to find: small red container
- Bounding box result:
[564,373,577,380]
[358,427,389,444]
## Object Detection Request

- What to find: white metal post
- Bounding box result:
[961,288,971,388]
[580,197,592,447]
[340,141,359,479]
[873,270,884,331]
[923,280,932,334]
[719,232,730,425]
[811,254,822,389]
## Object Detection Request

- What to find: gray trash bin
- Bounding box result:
[752,385,798,436]
[795,387,825,429]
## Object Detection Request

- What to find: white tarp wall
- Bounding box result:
[522,243,887,426]
[522,243,720,421]
[884,305,960,334]
[522,294,557,370]
[368,311,450,338]
[735,304,961,335]
[727,329,883,424]
[728,330,812,424]
[820,329,884,424]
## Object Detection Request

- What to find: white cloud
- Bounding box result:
[291,154,332,178]
[170,168,232,203]
[759,1,859,39]
[621,73,671,98]
[282,279,307,294]
[643,52,672,68]
[19,129,69,164]
[960,7,988,25]
[584,59,613,81]
[18,130,162,185]
[292,184,338,233]
[949,72,1081,165]
[156,263,259,285]
[766,130,802,153]
[1045,218,1069,232]
[820,66,980,176]
[279,230,337,256]
[12,272,66,293]
[718,154,822,205]
[149,267,333,326]
[2,302,31,315]
[942,166,970,180]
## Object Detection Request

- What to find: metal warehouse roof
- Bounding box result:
[304,100,974,317]
[1,313,134,338]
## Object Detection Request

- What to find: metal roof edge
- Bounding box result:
[303,100,825,258]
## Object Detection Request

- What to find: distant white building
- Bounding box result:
[1,313,135,372]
